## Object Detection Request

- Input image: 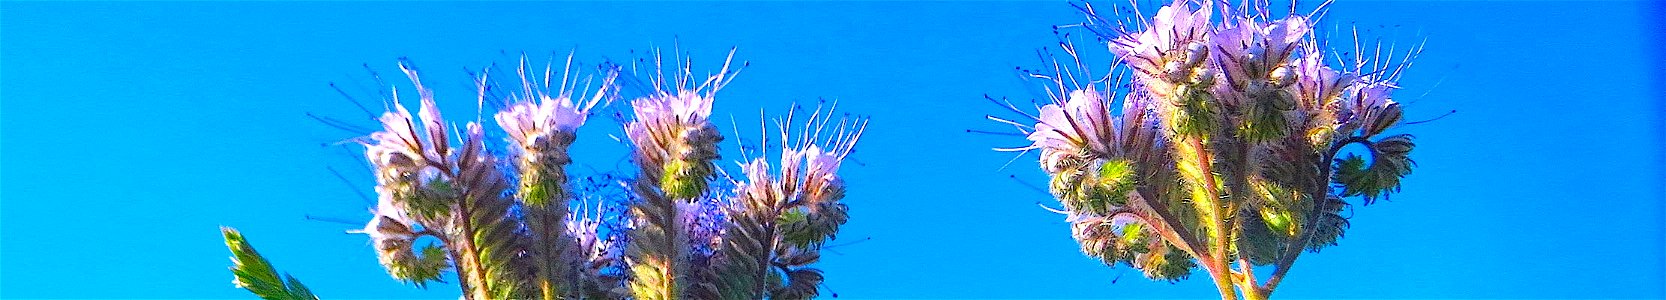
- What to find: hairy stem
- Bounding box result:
[1262,136,1371,292]
[1129,189,1210,262]
[1189,138,1236,300]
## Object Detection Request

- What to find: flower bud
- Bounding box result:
[1184,42,1209,68]
[1190,66,1216,86]
[1270,66,1295,88]
[1163,60,1189,83]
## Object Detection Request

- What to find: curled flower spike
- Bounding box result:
[363,75,455,225]
[351,201,448,287]
[711,103,866,299]
[624,49,738,199]
[492,53,618,300]
[356,65,458,288]
[623,49,742,300]
[627,90,725,200]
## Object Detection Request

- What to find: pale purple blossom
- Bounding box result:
[1345,76,1398,112]
[365,104,423,171]
[629,91,716,133]
[1028,88,1118,173]
[1109,0,1213,85]
[495,95,594,144]
[1211,16,1310,90]
[1289,54,1353,109]
[624,90,724,181]
[494,62,611,148]
[678,196,728,257]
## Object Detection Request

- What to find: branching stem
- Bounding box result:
[1260,136,1372,292]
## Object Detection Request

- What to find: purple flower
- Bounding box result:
[1344,76,1398,113]
[1109,0,1213,87]
[495,93,598,147]
[1289,54,1353,110]
[1211,16,1310,91]
[1028,88,1118,173]
[365,105,423,172]
[630,92,714,130]
[624,91,722,164]
[678,195,728,256]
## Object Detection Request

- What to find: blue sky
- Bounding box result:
[3,1,1662,299]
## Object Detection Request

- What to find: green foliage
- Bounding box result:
[221,227,319,300]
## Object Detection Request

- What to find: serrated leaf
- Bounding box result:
[221,227,320,300]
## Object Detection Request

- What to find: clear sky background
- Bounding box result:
[3,1,1662,299]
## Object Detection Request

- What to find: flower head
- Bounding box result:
[1109,0,1213,87]
[495,57,617,189]
[362,67,461,226]
[624,51,742,199]
[1029,88,1119,173]
[678,195,728,257]
[626,91,725,199]
[1289,54,1352,110]
[1212,16,1310,91]
[496,94,595,145]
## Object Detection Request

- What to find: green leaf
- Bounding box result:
[221,227,320,300]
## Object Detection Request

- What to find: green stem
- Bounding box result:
[1190,138,1237,300]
